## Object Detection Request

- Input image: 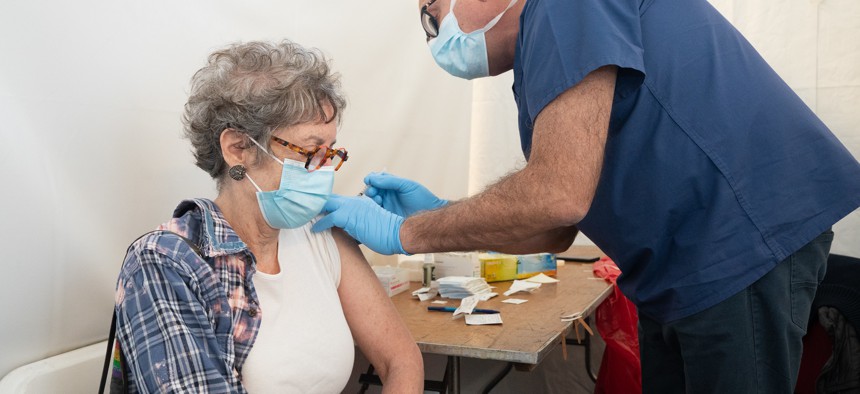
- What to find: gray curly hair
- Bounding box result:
[182,40,346,188]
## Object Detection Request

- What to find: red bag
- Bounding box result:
[593,257,642,393]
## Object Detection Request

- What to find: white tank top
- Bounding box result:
[241,222,355,393]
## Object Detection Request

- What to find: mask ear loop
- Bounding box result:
[480,0,518,32]
[446,0,519,33]
[245,137,282,192]
[248,136,285,165]
[245,173,263,193]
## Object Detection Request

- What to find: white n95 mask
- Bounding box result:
[429,0,518,80]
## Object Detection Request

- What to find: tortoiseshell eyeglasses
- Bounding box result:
[271,135,348,172]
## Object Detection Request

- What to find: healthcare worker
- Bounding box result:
[313,0,860,391]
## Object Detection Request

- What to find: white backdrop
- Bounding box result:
[1,0,858,389]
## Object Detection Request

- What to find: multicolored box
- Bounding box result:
[479,253,518,282]
[516,253,557,279]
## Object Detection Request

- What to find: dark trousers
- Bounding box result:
[638,231,833,393]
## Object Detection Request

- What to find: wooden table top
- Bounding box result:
[390,246,613,365]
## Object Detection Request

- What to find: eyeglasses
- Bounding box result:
[271,136,348,172]
[421,0,439,40]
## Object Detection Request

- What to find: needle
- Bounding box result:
[358,166,387,196]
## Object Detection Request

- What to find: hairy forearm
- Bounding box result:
[486,225,579,255]
[399,66,615,255]
[400,168,580,254]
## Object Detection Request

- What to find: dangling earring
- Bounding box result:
[228,165,246,181]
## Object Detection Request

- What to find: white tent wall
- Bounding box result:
[469,0,860,255]
[1,0,858,390]
[0,0,472,380]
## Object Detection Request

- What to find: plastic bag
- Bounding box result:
[593,257,642,393]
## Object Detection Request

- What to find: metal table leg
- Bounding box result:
[583,329,598,382]
[480,362,513,394]
[447,356,460,394]
[565,315,599,382]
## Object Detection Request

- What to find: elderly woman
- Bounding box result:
[113,40,423,393]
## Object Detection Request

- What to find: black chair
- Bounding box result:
[797,253,860,393]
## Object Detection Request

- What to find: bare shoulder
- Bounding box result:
[330,228,368,266]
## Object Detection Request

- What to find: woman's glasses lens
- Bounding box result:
[307,148,344,172]
[308,149,327,171]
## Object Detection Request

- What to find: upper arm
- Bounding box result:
[330,229,419,370]
[527,66,618,222]
[517,0,646,222]
[116,250,236,393]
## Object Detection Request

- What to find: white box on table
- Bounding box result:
[371,266,410,297]
[433,252,482,278]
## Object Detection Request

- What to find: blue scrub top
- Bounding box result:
[513,0,860,323]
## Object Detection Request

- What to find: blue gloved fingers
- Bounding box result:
[362,172,449,218]
[320,194,347,213]
[311,213,336,233]
[311,195,348,232]
[361,186,385,206]
[362,171,385,185]
[364,172,416,192]
[311,194,407,255]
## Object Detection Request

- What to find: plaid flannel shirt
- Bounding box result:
[115,198,261,393]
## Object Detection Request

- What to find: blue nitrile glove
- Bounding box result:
[312,194,408,255]
[363,172,448,218]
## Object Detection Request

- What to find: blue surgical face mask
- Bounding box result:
[246,138,334,229]
[428,0,518,80]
